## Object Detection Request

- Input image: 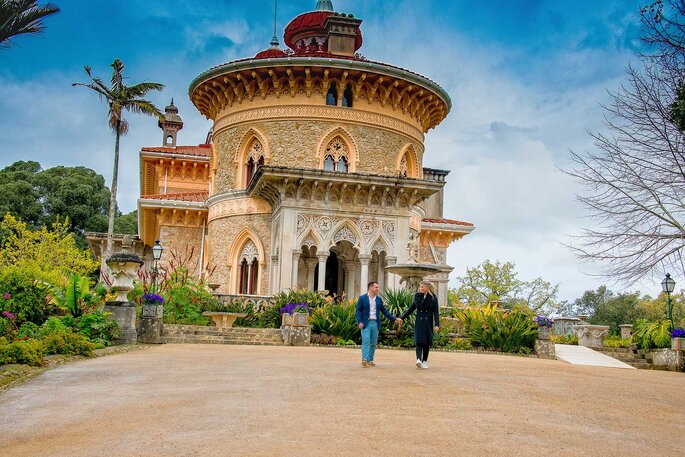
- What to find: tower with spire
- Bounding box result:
[159,99,183,147]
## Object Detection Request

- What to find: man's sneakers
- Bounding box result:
[368,360,375,367]
[416,358,422,368]
[422,361,428,369]
[362,359,369,368]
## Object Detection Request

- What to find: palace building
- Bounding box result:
[120,1,474,303]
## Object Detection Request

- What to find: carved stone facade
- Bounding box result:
[108,1,477,304]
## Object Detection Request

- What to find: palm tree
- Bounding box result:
[0,0,60,49]
[73,59,164,260]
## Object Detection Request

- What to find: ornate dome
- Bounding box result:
[283,11,363,53]
[161,99,182,124]
[255,47,287,59]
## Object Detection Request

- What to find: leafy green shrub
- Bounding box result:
[77,310,120,346]
[38,273,99,318]
[37,316,69,337]
[273,289,328,309]
[162,281,214,325]
[257,303,282,328]
[17,321,39,339]
[456,305,537,353]
[0,267,49,325]
[450,337,473,350]
[310,302,360,343]
[604,336,632,348]
[0,339,45,366]
[632,320,672,349]
[551,334,578,345]
[41,331,96,356]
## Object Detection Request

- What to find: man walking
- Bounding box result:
[355,281,402,367]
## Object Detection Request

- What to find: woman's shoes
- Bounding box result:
[421,361,428,369]
[416,359,422,368]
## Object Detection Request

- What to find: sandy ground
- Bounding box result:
[0,345,683,457]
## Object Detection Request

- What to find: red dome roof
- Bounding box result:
[284,11,362,51]
[255,47,288,59]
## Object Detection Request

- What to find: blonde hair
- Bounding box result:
[420,280,436,297]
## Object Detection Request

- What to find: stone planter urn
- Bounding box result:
[576,324,610,348]
[282,313,309,327]
[537,326,552,340]
[105,252,144,345]
[619,324,633,340]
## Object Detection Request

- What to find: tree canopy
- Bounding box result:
[0,161,138,245]
[449,260,560,314]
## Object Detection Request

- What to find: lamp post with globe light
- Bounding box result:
[662,273,676,328]
[151,240,164,294]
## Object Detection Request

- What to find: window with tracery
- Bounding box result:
[245,139,265,186]
[323,137,350,173]
[238,240,259,295]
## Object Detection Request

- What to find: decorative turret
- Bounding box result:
[158,99,183,147]
[283,1,363,57]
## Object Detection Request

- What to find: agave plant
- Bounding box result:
[38,273,97,318]
[456,305,537,353]
[381,288,415,334]
[310,302,360,343]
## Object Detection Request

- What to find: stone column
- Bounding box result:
[291,250,301,289]
[358,254,372,295]
[346,262,358,300]
[377,253,385,291]
[270,255,279,294]
[385,256,398,290]
[306,258,318,291]
[317,253,329,292]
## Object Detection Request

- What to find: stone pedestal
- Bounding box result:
[105,249,144,345]
[576,324,610,348]
[537,326,552,340]
[619,324,633,340]
[104,301,137,345]
[535,339,555,359]
[138,317,163,344]
[282,325,311,346]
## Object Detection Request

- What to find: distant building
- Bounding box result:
[97,1,475,303]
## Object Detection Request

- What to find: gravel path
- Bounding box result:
[0,344,683,457]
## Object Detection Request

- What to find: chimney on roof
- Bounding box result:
[325,13,362,57]
[159,99,184,147]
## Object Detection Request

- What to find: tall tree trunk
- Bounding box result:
[105,120,121,261]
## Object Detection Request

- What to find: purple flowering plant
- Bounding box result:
[670,328,685,338]
[3,293,11,300]
[534,315,554,327]
[1,310,15,320]
[142,293,165,305]
[280,302,310,315]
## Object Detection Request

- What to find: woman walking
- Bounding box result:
[400,281,440,369]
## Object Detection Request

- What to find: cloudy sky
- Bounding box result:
[1,0,660,301]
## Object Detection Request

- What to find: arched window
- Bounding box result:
[166,135,173,145]
[244,139,265,187]
[324,155,335,171]
[239,259,249,294]
[326,83,338,106]
[338,156,349,173]
[323,136,350,173]
[238,240,259,295]
[342,84,353,108]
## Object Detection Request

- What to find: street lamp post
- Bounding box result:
[661,273,676,328]
[151,240,164,294]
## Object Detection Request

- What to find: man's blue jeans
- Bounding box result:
[361,320,379,361]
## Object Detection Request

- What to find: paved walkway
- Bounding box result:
[1,345,683,457]
[555,344,635,369]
